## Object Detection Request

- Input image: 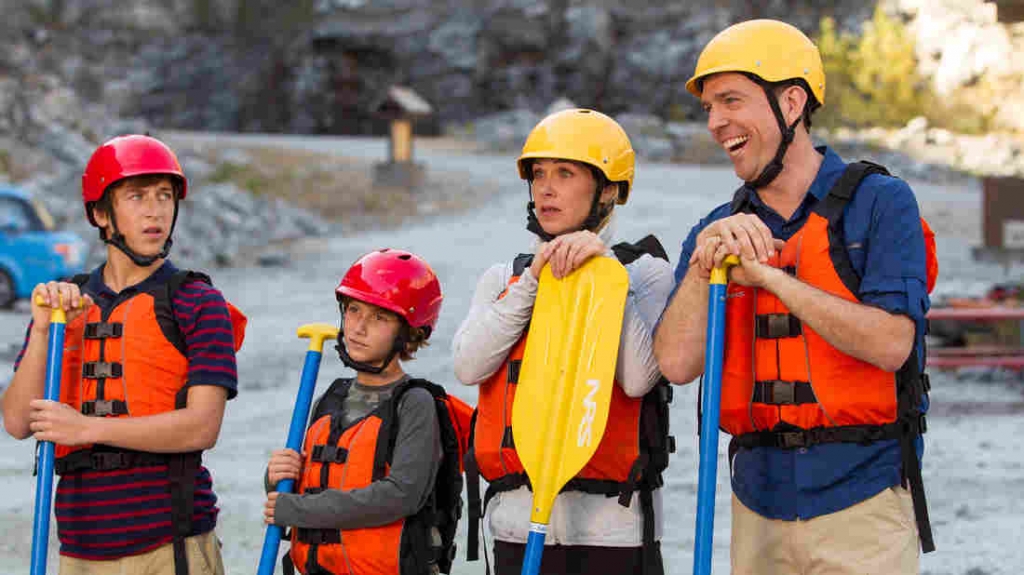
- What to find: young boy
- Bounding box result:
[264,248,465,575]
[2,134,243,575]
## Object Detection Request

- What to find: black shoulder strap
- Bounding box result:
[611,234,668,264]
[813,161,890,222]
[310,378,354,424]
[511,253,534,277]
[386,378,448,459]
[510,234,668,276]
[70,273,91,287]
[401,378,466,573]
[813,161,891,296]
[155,270,214,357]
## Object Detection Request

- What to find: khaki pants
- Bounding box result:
[59,531,224,575]
[731,488,919,575]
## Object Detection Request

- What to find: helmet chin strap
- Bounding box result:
[745,83,802,190]
[526,181,614,240]
[103,203,179,267]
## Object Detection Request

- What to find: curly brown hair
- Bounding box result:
[399,324,431,361]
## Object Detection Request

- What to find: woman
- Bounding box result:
[453,109,675,575]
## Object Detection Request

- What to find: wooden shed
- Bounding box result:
[373,85,433,165]
[973,175,1024,264]
[989,0,1024,23]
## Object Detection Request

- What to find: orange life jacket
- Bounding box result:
[719,219,900,434]
[288,378,469,575]
[51,269,246,575]
[464,237,675,575]
[54,270,245,466]
[721,160,936,553]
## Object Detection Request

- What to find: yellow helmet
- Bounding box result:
[517,108,635,204]
[685,19,825,106]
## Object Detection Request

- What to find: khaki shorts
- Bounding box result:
[59,530,224,575]
[731,488,919,575]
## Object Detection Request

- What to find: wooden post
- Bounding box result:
[390,119,413,163]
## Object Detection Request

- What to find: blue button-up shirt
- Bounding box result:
[673,147,930,520]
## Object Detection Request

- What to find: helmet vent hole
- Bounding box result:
[398,254,412,260]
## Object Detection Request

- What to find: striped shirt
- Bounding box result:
[14,261,238,559]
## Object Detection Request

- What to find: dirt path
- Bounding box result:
[1,135,1021,574]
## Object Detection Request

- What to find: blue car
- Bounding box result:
[0,186,87,308]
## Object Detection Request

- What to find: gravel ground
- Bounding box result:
[1,134,1021,575]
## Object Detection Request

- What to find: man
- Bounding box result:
[654,19,933,575]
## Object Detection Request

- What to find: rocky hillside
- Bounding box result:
[2,0,1023,267]
[10,1,1018,133]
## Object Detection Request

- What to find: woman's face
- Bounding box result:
[529,159,616,236]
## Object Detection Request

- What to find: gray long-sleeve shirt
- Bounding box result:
[450,216,676,546]
[269,376,443,530]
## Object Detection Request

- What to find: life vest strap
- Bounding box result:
[752,380,817,406]
[755,313,802,339]
[500,426,515,449]
[295,528,342,545]
[81,399,129,417]
[84,322,123,339]
[54,448,169,474]
[506,359,521,384]
[310,444,348,464]
[732,419,919,449]
[82,361,122,379]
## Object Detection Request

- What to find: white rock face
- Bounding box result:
[889,0,1024,132]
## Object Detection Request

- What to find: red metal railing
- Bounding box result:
[926,306,1024,369]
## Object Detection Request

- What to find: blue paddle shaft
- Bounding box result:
[31,322,66,575]
[521,524,547,575]
[257,349,325,575]
[693,283,728,575]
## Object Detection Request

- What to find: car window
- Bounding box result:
[0,197,40,233]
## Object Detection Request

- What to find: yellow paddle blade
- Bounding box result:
[511,256,629,524]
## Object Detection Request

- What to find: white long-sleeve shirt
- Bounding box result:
[451,218,675,547]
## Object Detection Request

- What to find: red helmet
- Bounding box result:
[336,248,443,330]
[81,135,187,225]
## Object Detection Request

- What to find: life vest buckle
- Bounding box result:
[754,380,818,405]
[755,313,802,339]
[311,445,348,463]
[82,399,129,417]
[84,322,123,339]
[776,431,809,449]
[82,361,123,379]
[91,451,131,470]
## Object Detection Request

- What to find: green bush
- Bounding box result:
[816,7,928,129]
